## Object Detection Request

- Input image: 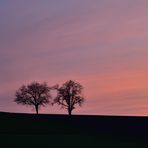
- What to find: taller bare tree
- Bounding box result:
[54,80,84,116]
[14,81,51,114]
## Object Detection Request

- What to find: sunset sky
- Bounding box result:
[0,0,148,115]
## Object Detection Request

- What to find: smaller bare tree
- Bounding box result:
[54,80,84,116]
[14,81,51,114]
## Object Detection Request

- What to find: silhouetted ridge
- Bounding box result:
[0,112,148,140]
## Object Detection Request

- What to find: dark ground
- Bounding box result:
[0,112,148,147]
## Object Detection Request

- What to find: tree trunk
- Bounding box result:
[35,105,39,114]
[68,108,72,116]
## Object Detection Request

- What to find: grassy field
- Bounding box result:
[0,112,148,147]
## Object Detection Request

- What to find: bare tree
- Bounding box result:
[54,80,84,116]
[14,81,51,114]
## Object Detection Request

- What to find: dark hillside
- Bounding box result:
[0,112,148,139]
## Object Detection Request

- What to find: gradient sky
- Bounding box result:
[0,0,148,115]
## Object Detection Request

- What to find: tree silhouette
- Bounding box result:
[54,80,84,116]
[14,81,51,114]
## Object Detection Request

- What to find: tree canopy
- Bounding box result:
[54,80,84,115]
[14,81,52,114]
